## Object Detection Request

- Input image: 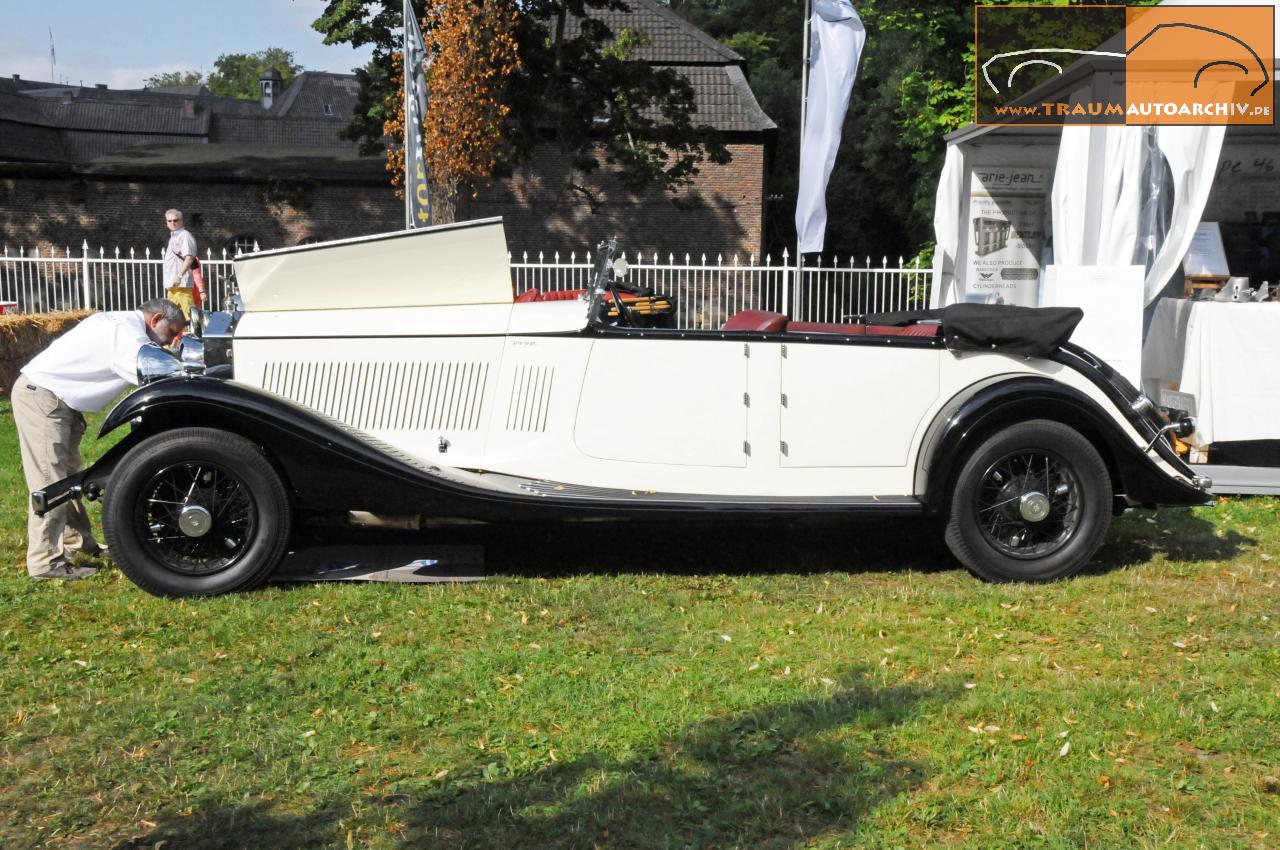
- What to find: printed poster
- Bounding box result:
[966,167,1047,306]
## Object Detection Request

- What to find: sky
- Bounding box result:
[1,0,376,90]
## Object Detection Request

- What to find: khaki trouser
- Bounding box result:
[11,376,100,575]
[167,285,194,320]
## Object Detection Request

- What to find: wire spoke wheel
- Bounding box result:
[135,461,257,575]
[974,450,1080,559]
[945,420,1111,583]
[106,428,291,597]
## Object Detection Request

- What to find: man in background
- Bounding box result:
[163,209,198,319]
[11,298,185,580]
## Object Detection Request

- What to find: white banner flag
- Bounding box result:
[795,0,864,254]
[404,0,432,228]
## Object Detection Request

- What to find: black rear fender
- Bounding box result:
[916,377,1208,515]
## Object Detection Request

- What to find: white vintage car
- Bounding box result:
[34,219,1210,597]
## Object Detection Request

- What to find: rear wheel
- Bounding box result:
[944,420,1111,582]
[103,428,292,597]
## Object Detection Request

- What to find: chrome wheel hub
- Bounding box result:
[1018,492,1051,523]
[178,505,213,537]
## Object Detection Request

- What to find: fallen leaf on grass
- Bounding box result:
[720,634,732,642]
[1059,741,1071,757]
[964,683,977,690]
[1010,734,1028,742]
[301,730,316,738]
[72,659,88,667]
[1097,775,1112,788]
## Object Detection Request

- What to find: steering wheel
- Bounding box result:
[605,257,641,326]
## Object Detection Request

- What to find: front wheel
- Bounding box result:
[944,420,1112,582]
[103,428,292,597]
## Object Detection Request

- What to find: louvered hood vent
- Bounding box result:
[506,365,555,432]
[262,361,490,431]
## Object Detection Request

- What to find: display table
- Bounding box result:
[1141,298,1280,448]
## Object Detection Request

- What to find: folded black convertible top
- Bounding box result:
[864,304,1084,358]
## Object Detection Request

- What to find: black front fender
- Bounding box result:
[917,377,1211,515]
[32,376,485,518]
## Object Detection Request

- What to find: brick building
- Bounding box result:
[0,0,775,259]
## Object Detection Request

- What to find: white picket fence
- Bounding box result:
[1,243,932,328]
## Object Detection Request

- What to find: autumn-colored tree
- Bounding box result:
[382,2,519,223]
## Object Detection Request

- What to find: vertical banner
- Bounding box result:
[965,167,1046,306]
[404,0,431,229]
[795,0,865,254]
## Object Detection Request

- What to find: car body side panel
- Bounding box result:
[574,338,749,467]
[779,344,940,467]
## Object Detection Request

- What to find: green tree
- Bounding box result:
[144,70,205,88]
[206,48,304,99]
[313,0,729,199]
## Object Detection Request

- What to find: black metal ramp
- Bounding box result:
[273,544,484,584]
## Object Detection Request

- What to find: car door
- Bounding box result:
[574,337,749,467]
[778,341,940,467]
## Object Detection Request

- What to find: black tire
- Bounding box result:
[103,428,292,597]
[944,419,1111,583]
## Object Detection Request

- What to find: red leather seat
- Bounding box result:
[787,321,865,335]
[723,310,788,332]
[513,288,587,303]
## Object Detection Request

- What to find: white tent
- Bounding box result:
[930,0,1280,492]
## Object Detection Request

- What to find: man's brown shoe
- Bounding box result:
[31,564,99,580]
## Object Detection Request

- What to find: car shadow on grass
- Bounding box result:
[286,503,1245,585]
[1085,508,1254,575]
[290,515,959,581]
[109,667,959,850]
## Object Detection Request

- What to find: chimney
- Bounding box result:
[11,74,19,81]
[95,83,107,89]
[259,67,283,110]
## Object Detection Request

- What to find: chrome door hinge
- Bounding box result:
[780,440,789,456]
[743,441,751,456]
[781,344,788,358]
[743,392,750,407]
[780,393,788,408]
[743,343,750,358]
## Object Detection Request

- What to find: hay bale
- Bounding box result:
[0,311,93,397]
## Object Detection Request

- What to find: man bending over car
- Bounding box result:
[10,298,185,581]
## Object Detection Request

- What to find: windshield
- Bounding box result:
[588,238,620,324]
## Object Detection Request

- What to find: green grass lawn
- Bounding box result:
[1,397,1277,849]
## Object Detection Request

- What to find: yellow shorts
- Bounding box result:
[166,286,194,319]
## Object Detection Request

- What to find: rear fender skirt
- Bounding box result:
[916,377,1210,514]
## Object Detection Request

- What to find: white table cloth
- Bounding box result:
[1141,297,1280,445]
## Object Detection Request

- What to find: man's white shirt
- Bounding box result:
[22,311,152,412]
[165,227,197,288]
